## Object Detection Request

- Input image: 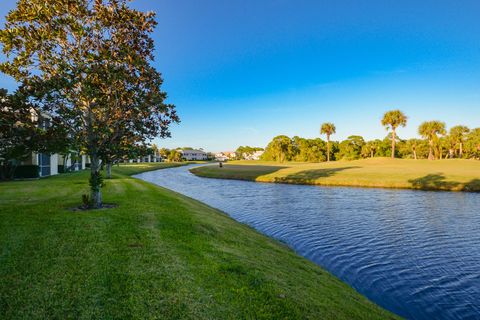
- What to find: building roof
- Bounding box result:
[180,149,206,154]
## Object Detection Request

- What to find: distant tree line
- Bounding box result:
[261,110,480,162]
[234,146,264,160]
[150,145,213,162]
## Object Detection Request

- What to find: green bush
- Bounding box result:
[58,165,65,173]
[13,165,39,179]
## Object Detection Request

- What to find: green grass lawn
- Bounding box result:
[0,163,396,319]
[191,158,480,191]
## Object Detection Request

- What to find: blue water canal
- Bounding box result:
[135,165,480,319]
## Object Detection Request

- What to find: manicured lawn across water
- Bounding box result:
[0,163,396,319]
[190,158,480,192]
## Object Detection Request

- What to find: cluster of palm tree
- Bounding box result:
[320,110,476,161]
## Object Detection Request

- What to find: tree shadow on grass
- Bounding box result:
[408,173,471,191]
[464,179,480,192]
[273,166,360,184]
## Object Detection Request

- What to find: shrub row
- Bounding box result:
[13,165,39,179]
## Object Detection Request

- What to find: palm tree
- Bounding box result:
[381,110,407,159]
[320,122,336,162]
[406,138,422,160]
[363,140,378,158]
[418,121,446,160]
[449,125,470,158]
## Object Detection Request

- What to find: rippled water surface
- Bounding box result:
[135,165,480,319]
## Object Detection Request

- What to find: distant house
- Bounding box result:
[127,154,162,163]
[214,152,228,162]
[243,150,264,160]
[222,151,237,159]
[215,151,237,161]
[20,152,89,178]
[180,149,208,161]
[21,152,59,177]
[18,111,88,178]
[142,154,162,163]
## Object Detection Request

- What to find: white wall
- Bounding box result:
[50,154,59,176]
[82,155,87,170]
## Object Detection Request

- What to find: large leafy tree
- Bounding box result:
[262,135,293,162]
[381,110,407,159]
[362,140,380,158]
[291,136,326,162]
[0,89,38,179]
[159,147,170,159]
[449,125,470,158]
[100,130,150,178]
[167,149,183,162]
[418,121,446,160]
[464,128,480,159]
[320,122,336,162]
[338,135,365,160]
[0,88,68,179]
[403,138,424,160]
[0,0,179,207]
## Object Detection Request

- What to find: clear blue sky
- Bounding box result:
[1,0,479,151]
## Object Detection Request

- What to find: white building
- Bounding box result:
[214,151,238,161]
[214,153,229,162]
[21,152,59,177]
[243,150,264,160]
[15,110,89,178]
[20,153,89,178]
[180,149,208,161]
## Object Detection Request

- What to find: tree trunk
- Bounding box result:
[327,135,330,162]
[428,140,434,160]
[89,154,102,208]
[106,161,112,179]
[7,162,17,180]
[391,129,396,159]
[413,149,417,160]
[371,150,374,158]
[0,163,7,180]
[62,154,67,171]
[459,143,463,158]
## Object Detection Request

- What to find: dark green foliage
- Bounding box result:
[261,135,295,162]
[292,137,327,162]
[0,89,66,180]
[81,194,90,208]
[337,136,365,160]
[261,135,327,162]
[12,165,39,179]
[89,171,103,194]
[464,128,480,159]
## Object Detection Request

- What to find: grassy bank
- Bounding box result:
[0,163,396,319]
[190,158,480,192]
